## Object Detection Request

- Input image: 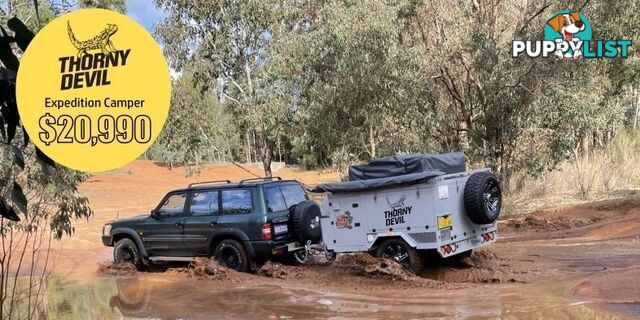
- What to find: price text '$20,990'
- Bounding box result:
[38,113,152,146]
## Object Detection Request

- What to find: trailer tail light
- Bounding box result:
[481,231,496,242]
[441,243,458,255]
[262,223,272,240]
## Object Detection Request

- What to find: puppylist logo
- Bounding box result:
[512,10,632,59]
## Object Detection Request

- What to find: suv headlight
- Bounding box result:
[102,224,112,236]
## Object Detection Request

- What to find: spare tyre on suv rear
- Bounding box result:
[463,171,501,224]
[291,200,322,243]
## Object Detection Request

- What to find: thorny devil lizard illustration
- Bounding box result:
[67,21,118,57]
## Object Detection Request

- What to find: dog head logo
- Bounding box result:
[544,10,592,59]
[547,12,585,41]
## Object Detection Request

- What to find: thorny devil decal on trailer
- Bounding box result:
[384,195,412,226]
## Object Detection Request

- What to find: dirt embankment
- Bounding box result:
[500,197,640,238]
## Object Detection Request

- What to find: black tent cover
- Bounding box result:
[311,152,465,193]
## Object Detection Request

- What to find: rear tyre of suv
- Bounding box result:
[114,238,143,270]
[292,201,322,244]
[375,238,424,273]
[214,239,249,272]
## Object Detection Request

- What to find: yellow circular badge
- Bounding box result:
[17,9,170,172]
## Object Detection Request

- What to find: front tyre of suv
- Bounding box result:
[214,239,249,272]
[113,238,143,270]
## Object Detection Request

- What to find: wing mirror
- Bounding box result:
[150,209,159,219]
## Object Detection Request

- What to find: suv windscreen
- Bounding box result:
[190,191,220,216]
[157,193,187,217]
[221,189,254,214]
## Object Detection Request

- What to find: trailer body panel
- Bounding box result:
[319,169,498,257]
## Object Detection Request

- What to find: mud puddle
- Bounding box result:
[46,274,616,320]
[85,246,623,319]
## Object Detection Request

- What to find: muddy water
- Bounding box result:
[39,228,640,319]
[44,273,616,320]
[38,225,640,320]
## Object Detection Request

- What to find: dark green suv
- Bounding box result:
[101,177,322,272]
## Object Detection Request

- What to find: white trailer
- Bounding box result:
[311,154,501,271]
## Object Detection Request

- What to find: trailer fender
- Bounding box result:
[368,232,419,251]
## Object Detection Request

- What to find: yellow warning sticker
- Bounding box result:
[17,9,171,172]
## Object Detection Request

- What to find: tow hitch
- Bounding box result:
[293,241,337,264]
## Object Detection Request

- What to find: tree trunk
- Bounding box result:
[277,135,282,163]
[253,130,258,165]
[369,122,376,159]
[245,131,252,163]
[634,87,640,131]
[459,119,470,151]
[580,135,589,161]
[261,138,273,178]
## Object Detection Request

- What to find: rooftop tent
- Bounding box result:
[348,152,466,181]
[310,152,466,193]
[310,171,444,193]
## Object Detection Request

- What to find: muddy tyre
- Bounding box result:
[376,238,424,273]
[214,239,249,272]
[113,238,143,270]
[292,201,322,244]
[464,172,501,224]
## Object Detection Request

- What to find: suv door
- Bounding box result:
[265,183,309,242]
[143,192,188,256]
[182,190,221,256]
[264,185,293,242]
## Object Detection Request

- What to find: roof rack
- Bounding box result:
[187,180,232,189]
[239,177,282,185]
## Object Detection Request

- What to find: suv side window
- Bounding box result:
[190,191,220,216]
[281,184,308,208]
[265,187,287,212]
[157,193,187,217]
[221,189,254,214]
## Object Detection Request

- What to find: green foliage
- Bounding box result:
[0,14,92,232]
[148,74,238,169]
[153,0,640,185]
[79,0,126,13]
[155,0,312,175]
[301,154,317,170]
[0,9,93,319]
